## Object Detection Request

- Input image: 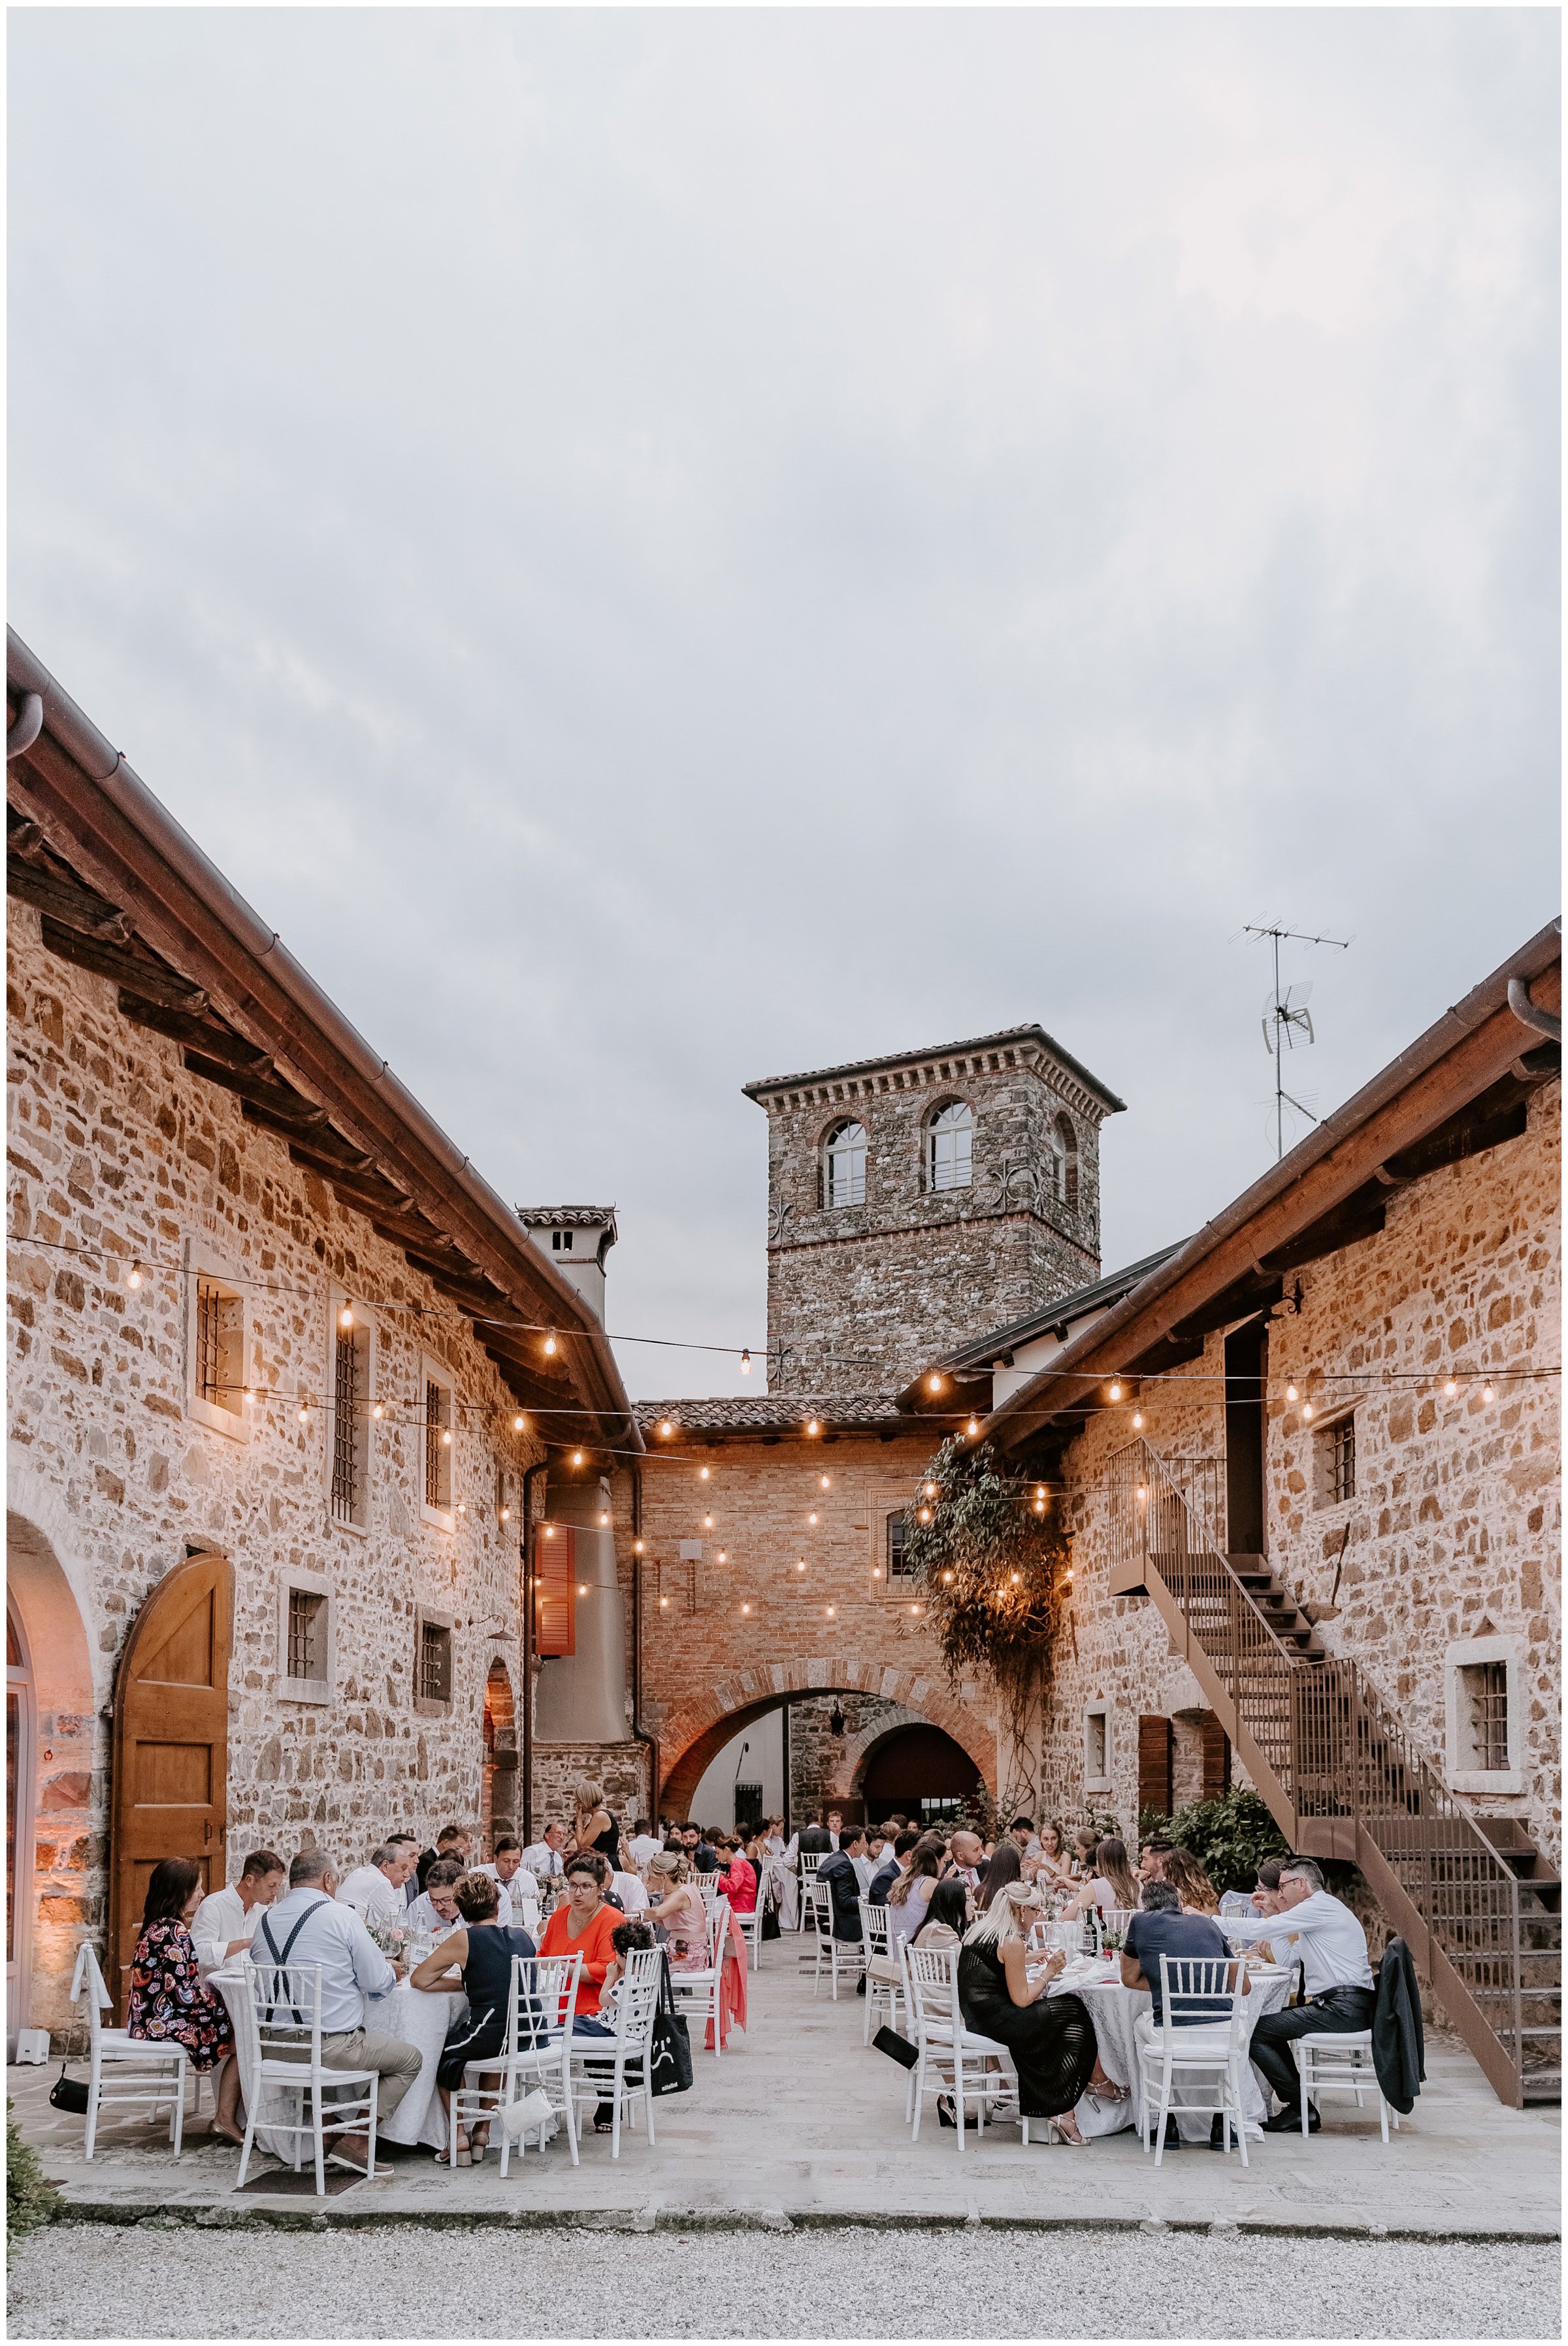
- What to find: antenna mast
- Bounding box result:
[1244,921,1351,1161]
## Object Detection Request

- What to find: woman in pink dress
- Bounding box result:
[644,1852,710,1972]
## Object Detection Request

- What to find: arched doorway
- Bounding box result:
[110,1550,233,2015]
[857,1723,981,1828]
[7,1598,37,2055]
[482,1661,517,1857]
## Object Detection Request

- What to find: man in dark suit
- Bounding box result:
[868,1827,919,1905]
[818,1826,869,1943]
[795,1817,834,1859]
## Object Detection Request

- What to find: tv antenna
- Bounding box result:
[1243,921,1351,1160]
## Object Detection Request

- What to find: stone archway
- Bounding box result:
[5,1512,97,2043]
[659,1654,996,1819]
[482,1659,518,1856]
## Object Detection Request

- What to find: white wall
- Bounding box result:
[687,1707,785,1832]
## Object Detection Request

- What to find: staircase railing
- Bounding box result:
[1106,1436,1545,2106]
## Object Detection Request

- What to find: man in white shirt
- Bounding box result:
[252,1848,422,2173]
[1219,1859,1376,2132]
[336,1843,417,1925]
[627,1819,662,1869]
[612,1870,651,1916]
[191,1849,287,1975]
[519,1822,568,1887]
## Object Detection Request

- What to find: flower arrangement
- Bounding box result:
[364,1913,410,1960]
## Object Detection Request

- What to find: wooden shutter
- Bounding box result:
[532,1525,576,1659]
[1137,1714,1173,1821]
[1200,1711,1232,1801]
[110,1550,233,2017]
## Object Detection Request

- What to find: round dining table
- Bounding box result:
[210,1969,466,2157]
[1043,1957,1294,2143]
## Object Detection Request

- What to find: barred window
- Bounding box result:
[1460,1660,1509,1775]
[287,1588,325,1681]
[195,1276,243,1416]
[331,1316,370,1526]
[418,1619,452,1704]
[887,1512,916,1581]
[1315,1412,1356,1508]
[423,1371,452,1515]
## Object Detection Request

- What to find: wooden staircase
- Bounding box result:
[1107,1438,1561,2108]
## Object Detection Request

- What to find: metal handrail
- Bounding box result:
[1105,1436,1545,2102]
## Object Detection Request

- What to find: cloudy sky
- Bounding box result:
[10,8,1559,1399]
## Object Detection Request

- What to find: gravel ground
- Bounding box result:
[6,2222,1562,2339]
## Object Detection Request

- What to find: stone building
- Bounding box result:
[744,1027,1124,1391]
[5,633,640,2043]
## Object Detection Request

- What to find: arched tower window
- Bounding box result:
[1052,1112,1079,1211]
[926,1100,973,1192]
[822,1119,867,1208]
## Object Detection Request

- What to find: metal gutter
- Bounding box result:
[7,626,640,1451]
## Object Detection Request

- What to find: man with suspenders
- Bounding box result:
[254,1847,422,2175]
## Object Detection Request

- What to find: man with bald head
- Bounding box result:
[948,1829,986,1894]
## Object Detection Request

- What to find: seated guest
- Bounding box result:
[817,1828,868,1945]
[417,1825,472,1891]
[1008,1816,1042,1858]
[191,1848,286,1975]
[644,1851,710,1971]
[1070,1826,1100,1878]
[869,1828,919,1905]
[410,1870,538,2164]
[610,1868,650,1916]
[693,1828,721,1875]
[1032,1822,1073,1889]
[127,1857,242,2143]
[406,1858,466,1939]
[947,1828,986,1892]
[977,1840,1024,1911]
[885,1833,946,1941]
[338,1842,417,1923]
[1121,1879,1239,2147]
[1138,1838,1174,1885]
[250,1848,421,2173]
[627,1819,663,1868]
[956,1881,1097,2140]
[1218,1859,1376,2132]
[1220,1857,1288,1924]
[384,1834,422,1909]
[536,1851,624,2020]
[909,1874,972,1951]
[519,1821,568,1887]
[715,1837,757,1913]
[1065,1836,1139,1919]
[1164,1847,1222,1916]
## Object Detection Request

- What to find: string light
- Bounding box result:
[740,1350,752,1375]
[338,1304,354,1330]
[1132,1411,1144,1430]
[872,1566,882,1578]
[919,1507,932,1523]
[573,1449,584,1466]
[578,1582,587,1594]
[1011,1571,1021,1583]
[1035,1486,1045,1500]
[660,1421,674,1438]
[1482,1382,1495,1404]
[513,1413,526,1432]
[808,1513,818,1526]
[1034,1499,1045,1513]
[806,1420,820,1437]
[966,1417,979,1438]
[924,1483,937,1498]
[703,1514,713,1528]
[742,1602,751,1615]
[633,1538,645,1555]
[1108,1380,1123,1402]
[660,1594,668,1609]
[796,1560,806,1572]
[372,1402,384,1420]
[826,1605,836,1617]
[1286,1383,1299,1403]
[457,1501,466,1516]
[928,1375,943,1394]
[297,1401,308,1421]
[126,1263,142,1289]
[600,1512,610,1527]
[717,1549,727,1563]
[700,1466,711,1481]
[543,1330,557,1357]
[909,1604,919,1615]
[542,1525,555,1539]
[1301,1402,1315,1421]
[1443,1379,1458,1398]
[243,1387,254,1405]
[941,1570,954,1583]
[820,1475,830,1490]
[500,1505,511,1522]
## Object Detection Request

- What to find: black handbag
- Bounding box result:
[647,1955,694,2097]
[48,2068,90,2114]
[872,2025,920,2070]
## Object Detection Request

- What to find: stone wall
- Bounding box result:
[752,1040,1111,1390]
[784,1691,925,1820]
[1035,1081,1561,1870]
[527,1736,650,1843]
[6,904,547,2032]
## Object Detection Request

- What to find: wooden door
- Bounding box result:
[1137,1714,1173,1823]
[110,1551,233,2014]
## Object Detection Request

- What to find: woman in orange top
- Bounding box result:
[537,1850,625,2133]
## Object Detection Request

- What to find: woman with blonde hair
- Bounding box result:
[1162,1845,1221,1915]
[953,1880,1098,2139]
[572,1779,626,1870]
[644,1849,710,1973]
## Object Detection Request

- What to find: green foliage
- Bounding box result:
[7,2100,60,2241]
[1139,1787,1290,1894]
[902,1438,1067,1683]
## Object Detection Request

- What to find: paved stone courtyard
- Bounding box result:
[8,1943,1558,2238]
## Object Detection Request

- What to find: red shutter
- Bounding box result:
[532,1525,576,1659]
[1137,1714,1173,1821]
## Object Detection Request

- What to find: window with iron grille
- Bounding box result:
[287,1588,326,1681]
[887,1512,915,1581]
[1460,1660,1509,1774]
[194,1276,243,1417]
[418,1618,452,1704]
[423,1370,452,1515]
[1314,1412,1356,1507]
[331,1318,369,1525]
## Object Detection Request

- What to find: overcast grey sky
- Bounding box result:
[9,8,1560,1399]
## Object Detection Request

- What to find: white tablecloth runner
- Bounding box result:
[210,1971,466,2157]
[1047,1960,1292,2142]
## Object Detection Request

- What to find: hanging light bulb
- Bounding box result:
[600,1512,610,1527]
[941,1570,953,1583]
[1035,1486,1045,1501]
[542,1523,555,1539]
[659,1594,668,1609]
[513,1413,526,1432]
[1135,1484,1147,1502]
[703,1514,713,1529]
[660,1421,674,1438]
[820,1475,830,1490]
[457,1501,466,1516]
[826,1605,836,1618]
[126,1262,143,1289]
[544,1330,558,1357]
[872,1566,882,1579]
[338,1304,354,1330]
[1132,1411,1144,1431]
[1108,1380,1123,1403]
[808,1512,818,1527]
[442,1429,452,1446]
[700,1465,711,1481]
[501,1505,512,1522]
[796,1559,806,1572]
[909,1604,919,1616]
[740,1349,752,1375]
[966,1418,978,1438]
[806,1420,820,1437]
[297,1400,309,1421]
[243,1387,254,1406]
[925,1483,938,1499]
[1064,1567,1073,1582]
[1482,1382,1495,1404]
[742,1602,751,1615]
[1011,1571,1021,1584]
[578,1582,587,1594]
[1443,1378,1458,1398]
[1034,1500,1045,1514]
[1286,1383,1299,1403]
[717,1549,727,1563]
[372,1401,384,1421]
[927,1374,943,1395]
[1301,1402,1315,1421]
[919,1507,932,1524]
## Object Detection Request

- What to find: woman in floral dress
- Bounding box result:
[127,1856,244,2141]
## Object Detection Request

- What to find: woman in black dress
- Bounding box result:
[956,1879,1099,2141]
[573,1777,626,1869]
[410,1872,536,2164]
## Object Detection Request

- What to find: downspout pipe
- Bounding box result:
[7,692,42,760]
[1508,978,1562,1042]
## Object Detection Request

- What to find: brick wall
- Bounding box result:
[7,906,547,2033]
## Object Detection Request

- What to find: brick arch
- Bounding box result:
[659,1655,996,1817]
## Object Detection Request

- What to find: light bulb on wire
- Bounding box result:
[543,1330,557,1357]
[740,1350,752,1376]
[126,1263,142,1289]
[513,1413,526,1433]
[372,1402,384,1421]
[1108,1380,1122,1402]
[338,1304,354,1330]
[1443,1379,1458,1398]
[1286,1383,1299,1403]
[1482,1382,1495,1404]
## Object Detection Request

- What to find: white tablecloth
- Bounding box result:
[1047,1960,1292,2142]
[210,1971,466,2158]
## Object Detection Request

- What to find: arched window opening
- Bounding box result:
[926,1100,973,1193]
[1053,1114,1079,1211]
[823,1120,867,1208]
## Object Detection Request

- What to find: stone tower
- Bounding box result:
[743,1025,1124,1393]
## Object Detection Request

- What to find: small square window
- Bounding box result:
[418,1619,453,1705]
[1315,1413,1356,1507]
[330,1308,371,1528]
[421,1361,454,1523]
[278,1574,331,1701]
[1458,1660,1509,1774]
[192,1272,244,1429]
[287,1589,326,1681]
[887,1512,916,1581]
[1086,1710,1107,1780]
